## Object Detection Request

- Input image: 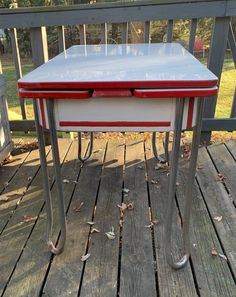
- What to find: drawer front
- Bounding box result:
[37,97,197,132]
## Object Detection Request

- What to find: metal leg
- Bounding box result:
[152,132,170,163]
[78,131,94,162]
[46,99,67,254]
[165,98,204,269]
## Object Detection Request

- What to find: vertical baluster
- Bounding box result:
[189,18,197,54]
[30,26,50,144]
[58,25,66,53]
[101,23,108,44]
[9,28,26,119]
[201,16,231,143]
[166,19,174,42]
[79,24,86,45]
[122,22,128,44]
[144,21,150,44]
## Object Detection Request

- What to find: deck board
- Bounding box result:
[0,138,235,297]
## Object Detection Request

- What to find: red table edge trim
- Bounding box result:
[18,79,218,90]
[59,121,171,127]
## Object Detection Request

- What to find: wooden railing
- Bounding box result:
[0,0,236,143]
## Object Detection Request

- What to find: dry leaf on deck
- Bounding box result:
[211,248,218,256]
[151,179,159,185]
[127,201,134,210]
[215,173,227,182]
[213,215,222,222]
[81,253,90,262]
[87,221,95,226]
[123,188,130,194]
[91,227,100,234]
[117,203,127,212]
[218,253,228,261]
[105,226,115,240]
[62,179,70,183]
[23,215,36,223]
[73,202,84,212]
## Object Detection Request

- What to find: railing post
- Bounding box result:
[189,18,197,54]
[79,24,86,45]
[144,21,150,43]
[30,26,50,144]
[122,23,128,44]
[9,28,26,119]
[58,25,66,53]
[201,16,231,144]
[101,23,108,44]
[166,19,174,42]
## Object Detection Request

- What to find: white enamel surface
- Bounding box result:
[37,97,197,132]
[19,43,217,86]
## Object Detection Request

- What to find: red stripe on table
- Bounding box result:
[134,87,218,98]
[18,79,218,90]
[18,90,92,99]
[39,99,46,128]
[59,121,171,127]
[187,97,194,129]
[93,89,132,97]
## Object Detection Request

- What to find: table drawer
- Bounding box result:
[37,97,197,132]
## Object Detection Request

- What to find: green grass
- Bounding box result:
[2,55,236,121]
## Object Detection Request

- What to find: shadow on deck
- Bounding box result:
[0,138,235,297]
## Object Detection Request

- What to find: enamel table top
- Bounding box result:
[18,43,218,90]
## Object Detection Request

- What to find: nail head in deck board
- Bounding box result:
[43,140,106,297]
[79,140,124,297]
[119,140,157,297]
[197,147,236,278]
[0,139,71,295]
[2,140,87,297]
[208,143,236,205]
[176,155,236,297]
[145,140,198,297]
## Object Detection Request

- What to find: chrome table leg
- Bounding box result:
[78,131,94,162]
[45,99,67,254]
[164,98,204,269]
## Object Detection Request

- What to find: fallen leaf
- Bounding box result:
[213,215,222,222]
[23,215,36,223]
[91,227,100,233]
[218,253,228,261]
[211,248,218,256]
[106,226,115,240]
[127,201,134,210]
[119,219,124,227]
[123,188,130,194]
[81,253,90,261]
[87,221,95,226]
[145,223,153,228]
[152,219,159,225]
[27,177,32,181]
[176,182,180,186]
[117,203,127,212]
[151,179,159,185]
[73,202,84,212]
[215,173,227,182]
[73,180,78,184]
[62,179,70,183]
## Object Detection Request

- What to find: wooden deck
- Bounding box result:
[0,137,235,297]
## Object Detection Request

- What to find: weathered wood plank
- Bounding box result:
[79,140,124,297]
[0,145,50,233]
[0,139,71,295]
[176,148,236,297]
[208,142,236,204]
[42,139,106,297]
[0,147,31,194]
[197,147,236,278]
[2,140,89,297]
[145,139,198,297]
[119,140,157,297]
[58,25,66,53]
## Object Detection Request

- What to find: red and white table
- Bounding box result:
[18,43,218,269]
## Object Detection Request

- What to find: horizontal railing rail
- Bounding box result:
[0,0,235,143]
